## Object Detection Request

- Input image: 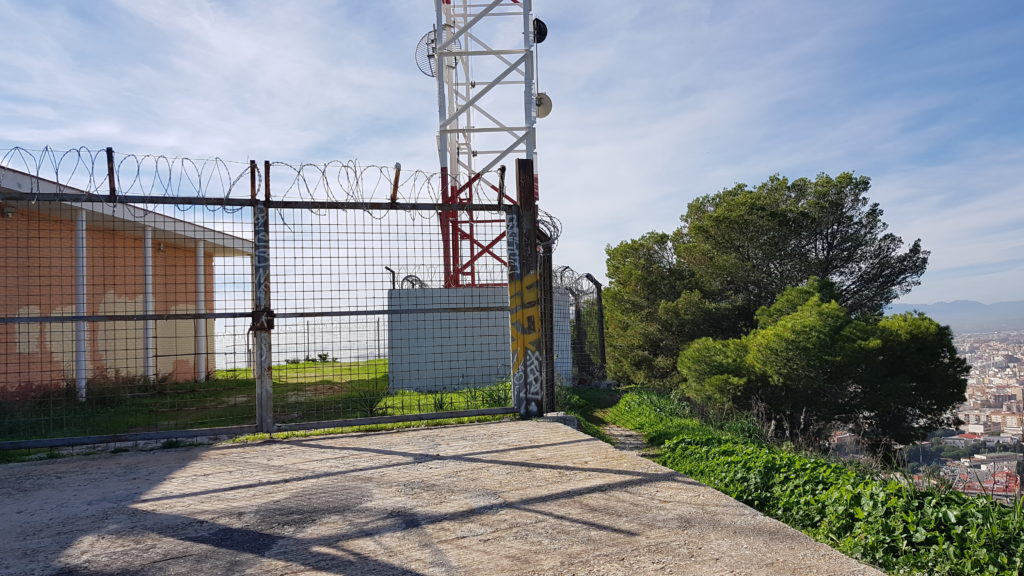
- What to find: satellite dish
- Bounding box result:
[533,18,548,44]
[401,275,429,289]
[536,92,553,118]
[415,27,461,78]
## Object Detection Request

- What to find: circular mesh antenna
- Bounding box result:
[415,27,461,77]
[401,274,430,289]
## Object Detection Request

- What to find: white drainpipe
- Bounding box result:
[74,209,87,401]
[195,242,207,382]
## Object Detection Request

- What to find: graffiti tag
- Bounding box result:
[509,271,542,416]
[253,204,271,310]
[506,212,520,277]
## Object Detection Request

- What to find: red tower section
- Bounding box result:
[427,0,541,287]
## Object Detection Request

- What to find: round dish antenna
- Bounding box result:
[536,92,553,118]
[401,274,429,289]
[533,18,548,44]
[415,27,461,78]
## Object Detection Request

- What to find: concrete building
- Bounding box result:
[965,422,1002,436]
[385,284,574,393]
[972,452,1021,472]
[1,167,252,398]
[386,286,511,392]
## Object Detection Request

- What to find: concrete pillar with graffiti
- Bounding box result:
[252,161,274,433]
[507,159,545,417]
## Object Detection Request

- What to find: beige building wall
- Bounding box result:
[153,241,216,381]
[1,205,217,396]
[1,208,76,395]
[87,226,145,379]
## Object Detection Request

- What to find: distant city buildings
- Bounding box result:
[954,331,1024,439]
[944,332,1024,500]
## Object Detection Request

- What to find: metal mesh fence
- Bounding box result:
[0,150,604,450]
[0,193,256,442]
[553,266,606,386]
[266,205,514,427]
[0,153,525,449]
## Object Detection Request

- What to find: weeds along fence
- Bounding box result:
[0,148,588,450]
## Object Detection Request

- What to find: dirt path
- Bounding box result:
[602,423,649,453]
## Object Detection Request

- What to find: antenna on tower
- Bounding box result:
[414,26,461,78]
[417,0,550,287]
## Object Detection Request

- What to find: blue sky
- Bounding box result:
[1,1,1022,304]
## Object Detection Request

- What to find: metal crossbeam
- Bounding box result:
[434,0,537,287]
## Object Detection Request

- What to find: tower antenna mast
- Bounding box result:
[416,0,544,286]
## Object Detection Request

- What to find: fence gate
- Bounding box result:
[258,196,523,433]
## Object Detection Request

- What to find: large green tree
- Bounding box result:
[676,280,968,453]
[604,232,741,387]
[677,172,928,319]
[605,172,928,386]
[851,312,969,454]
[603,232,691,387]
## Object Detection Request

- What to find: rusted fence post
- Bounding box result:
[539,231,556,412]
[584,273,607,376]
[508,159,544,417]
[105,147,117,201]
[252,161,275,433]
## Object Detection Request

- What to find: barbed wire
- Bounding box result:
[1,147,553,265]
[0,146,511,208]
[538,208,562,252]
[385,264,446,289]
[553,265,598,296]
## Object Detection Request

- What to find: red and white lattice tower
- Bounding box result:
[430,0,543,287]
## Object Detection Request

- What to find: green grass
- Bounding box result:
[381,382,513,416]
[0,376,257,442]
[0,360,514,444]
[219,358,387,384]
[554,386,620,444]
[604,389,1024,576]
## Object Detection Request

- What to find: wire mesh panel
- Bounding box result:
[1,149,525,448]
[0,190,255,443]
[554,266,606,386]
[268,205,514,428]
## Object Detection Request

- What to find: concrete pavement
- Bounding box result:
[0,419,885,575]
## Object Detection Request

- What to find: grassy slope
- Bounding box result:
[554,386,619,444]
[601,389,1024,576]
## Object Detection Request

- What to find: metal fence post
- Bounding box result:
[252,161,275,432]
[508,158,544,417]
[539,234,555,413]
[584,273,607,377]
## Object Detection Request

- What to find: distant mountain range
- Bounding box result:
[887,301,1024,334]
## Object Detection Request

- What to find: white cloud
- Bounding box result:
[1,0,1023,304]
[0,0,434,161]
